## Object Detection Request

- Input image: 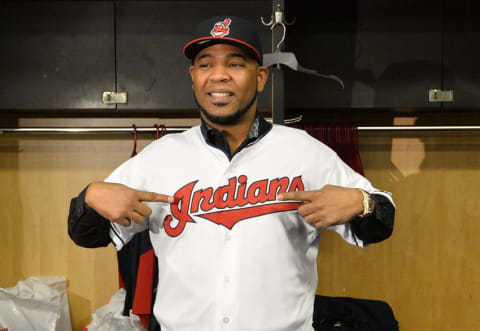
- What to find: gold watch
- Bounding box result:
[358,189,375,218]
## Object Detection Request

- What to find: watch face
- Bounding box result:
[368,195,375,213]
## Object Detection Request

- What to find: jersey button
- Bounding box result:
[223,317,230,324]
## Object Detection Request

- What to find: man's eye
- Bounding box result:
[230,63,245,68]
[199,63,211,68]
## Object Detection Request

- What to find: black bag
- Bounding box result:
[313,295,399,331]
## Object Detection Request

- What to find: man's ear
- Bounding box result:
[189,65,195,82]
[256,66,269,93]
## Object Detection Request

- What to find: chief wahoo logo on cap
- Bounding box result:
[210,18,231,37]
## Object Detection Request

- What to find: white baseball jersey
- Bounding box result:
[106,124,392,331]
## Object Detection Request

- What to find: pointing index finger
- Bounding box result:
[137,191,174,203]
[278,191,311,202]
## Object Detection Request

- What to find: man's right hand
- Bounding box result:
[85,182,174,226]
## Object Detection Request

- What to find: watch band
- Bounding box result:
[358,189,375,218]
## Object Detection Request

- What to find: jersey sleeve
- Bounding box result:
[325,153,395,247]
[109,218,150,251]
[103,158,151,251]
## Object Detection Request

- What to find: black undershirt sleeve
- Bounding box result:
[68,185,112,248]
[350,194,395,245]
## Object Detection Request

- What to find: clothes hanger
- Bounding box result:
[263,52,345,89]
[261,5,344,89]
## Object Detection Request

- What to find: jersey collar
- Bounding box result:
[200,112,272,160]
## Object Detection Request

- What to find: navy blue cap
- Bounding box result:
[183,16,263,64]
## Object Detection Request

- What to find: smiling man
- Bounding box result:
[184,16,269,156]
[191,43,266,124]
[68,15,395,331]
[189,42,268,154]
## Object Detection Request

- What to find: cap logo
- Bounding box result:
[210,18,231,38]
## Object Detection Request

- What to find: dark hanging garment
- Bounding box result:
[313,295,399,331]
[116,124,167,331]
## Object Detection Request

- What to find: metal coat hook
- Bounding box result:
[261,4,296,51]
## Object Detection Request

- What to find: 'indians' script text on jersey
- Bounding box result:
[164,175,304,236]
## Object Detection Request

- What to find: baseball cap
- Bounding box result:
[183,15,263,64]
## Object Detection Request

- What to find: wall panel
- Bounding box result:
[316,129,480,331]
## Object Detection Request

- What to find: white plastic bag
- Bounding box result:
[0,276,72,331]
[85,288,145,331]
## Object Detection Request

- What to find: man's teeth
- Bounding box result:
[210,92,232,97]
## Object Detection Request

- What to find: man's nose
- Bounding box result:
[209,65,230,82]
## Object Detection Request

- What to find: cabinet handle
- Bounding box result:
[103,92,128,104]
[429,89,454,102]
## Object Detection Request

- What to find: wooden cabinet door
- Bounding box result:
[352,0,443,109]
[285,1,359,110]
[0,1,115,110]
[443,0,480,109]
[285,0,443,110]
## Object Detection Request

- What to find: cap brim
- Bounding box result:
[183,37,261,63]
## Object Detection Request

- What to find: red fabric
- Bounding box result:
[292,124,364,175]
[132,249,157,327]
[131,124,138,157]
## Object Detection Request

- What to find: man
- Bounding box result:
[68,15,395,331]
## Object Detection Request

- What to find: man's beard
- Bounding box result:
[194,90,258,126]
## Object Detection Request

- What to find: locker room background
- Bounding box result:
[2,0,480,330]
[2,118,480,330]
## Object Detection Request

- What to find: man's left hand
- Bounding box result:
[278,185,364,228]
